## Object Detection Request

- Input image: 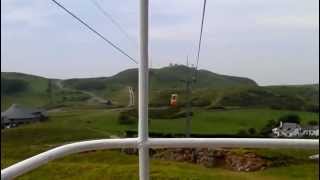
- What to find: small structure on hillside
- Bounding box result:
[1,104,48,128]
[272,121,319,138]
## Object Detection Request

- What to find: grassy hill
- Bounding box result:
[1,72,52,110]
[264,84,319,106]
[1,66,319,111]
[63,65,257,90]
[1,72,91,110]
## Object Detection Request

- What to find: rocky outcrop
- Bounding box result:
[225,152,270,171]
[123,148,271,172]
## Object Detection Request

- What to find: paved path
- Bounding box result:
[56,80,135,107]
[55,80,108,104]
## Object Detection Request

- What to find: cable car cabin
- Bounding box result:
[170,94,178,107]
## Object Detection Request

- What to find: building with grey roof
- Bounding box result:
[1,104,48,128]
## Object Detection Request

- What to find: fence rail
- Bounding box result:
[2,138,318,180]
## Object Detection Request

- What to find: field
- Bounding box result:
[2,108,319,179]
[150,108,318,134]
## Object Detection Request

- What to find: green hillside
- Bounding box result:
[1,72,51,110]
[1,66,319,111]
[264,84,319,105]
[63,65,257,90]
[1,72,91,110]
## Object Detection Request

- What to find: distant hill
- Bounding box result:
[1,72,90,110]
[264,84,319,105]
[1,66,319,112]
[63,65,257,90]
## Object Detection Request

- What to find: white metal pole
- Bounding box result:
[139,0,149,179]
[1,138,138,180]
[147,138,319,149]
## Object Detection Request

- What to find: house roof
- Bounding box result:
[281,123,301,130]
[1,104,47,120]
[303,125,319,130]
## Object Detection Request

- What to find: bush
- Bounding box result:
[308,120,319,126]
[278,114,301,124]
[260,119,278,136]
[237,129,248,136]
[248,128,257,135]
[118,112,137,125]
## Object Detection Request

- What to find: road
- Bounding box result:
[55,80,108,104]
[56,80,134,107]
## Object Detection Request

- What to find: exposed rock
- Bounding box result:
[225,152,268,171]
[147,148,271,172]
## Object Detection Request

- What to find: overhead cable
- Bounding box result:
[51,0,137,64]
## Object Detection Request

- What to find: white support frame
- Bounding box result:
[1,0,319,180]
[1,138,318,179]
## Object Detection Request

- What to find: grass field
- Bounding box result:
[150,108,319,134]
[1,108,319,179]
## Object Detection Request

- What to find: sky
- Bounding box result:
[1,0,319,86]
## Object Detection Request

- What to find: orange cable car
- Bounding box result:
[170,94,178,107]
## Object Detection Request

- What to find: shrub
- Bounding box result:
[278,114,301,124]
[248,128,257,135]
[118,112,137,125]
[260,119,278,136]
[237,129,248,136]
[308,120,319,126]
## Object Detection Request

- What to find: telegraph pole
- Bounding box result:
[47,79,53,105]
[185,79,192,137]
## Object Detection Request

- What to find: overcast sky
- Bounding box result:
[1,0,319,85]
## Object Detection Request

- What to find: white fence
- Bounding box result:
[1,138,318,179]
[1,0,319,180]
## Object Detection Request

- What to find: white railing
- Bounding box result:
[1,0,319,180]
[1,138,318,179]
